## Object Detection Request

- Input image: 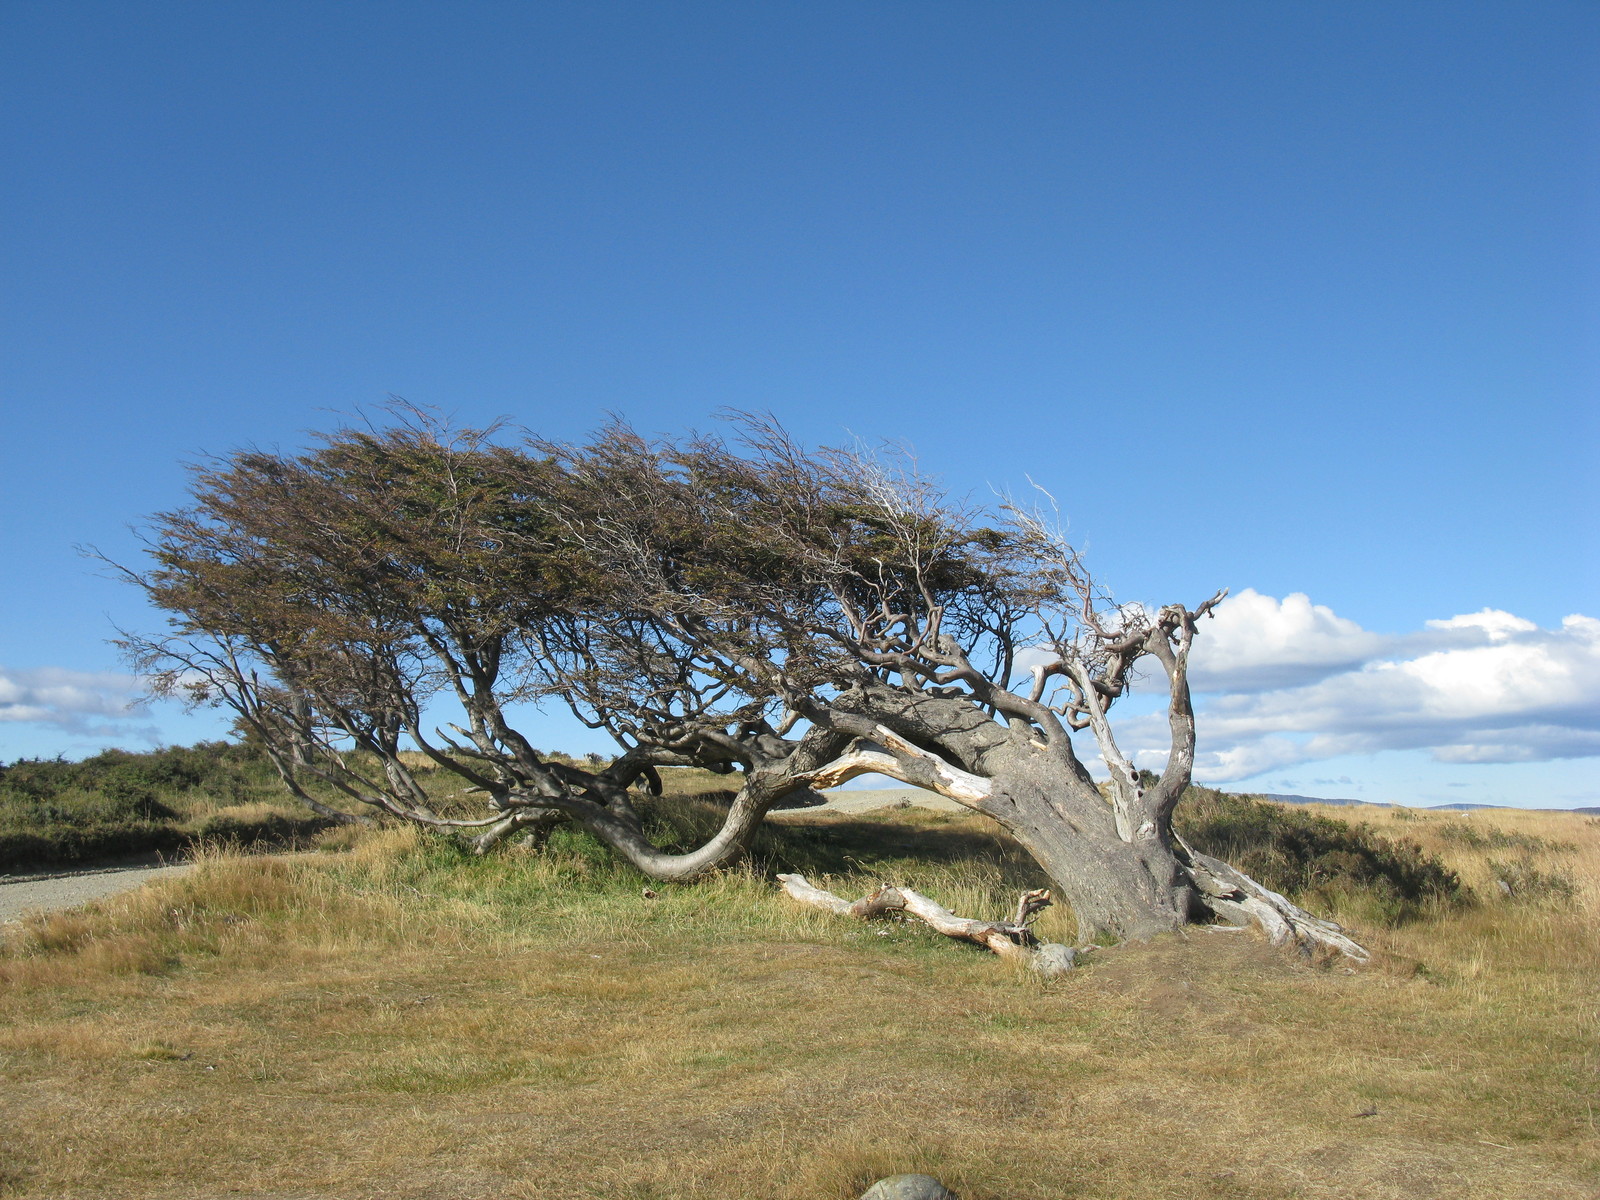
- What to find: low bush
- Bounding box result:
[1488,858,1576,904]
[1434,820,1572,855]
[0,822,190,871]
[0,741,330,871]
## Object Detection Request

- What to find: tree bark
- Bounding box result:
[1001,807,1196,942]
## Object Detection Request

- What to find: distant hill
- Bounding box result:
[1251,792,1388,808]
[1246,792,1600,814]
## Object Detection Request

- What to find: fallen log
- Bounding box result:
[776,873,1079,977]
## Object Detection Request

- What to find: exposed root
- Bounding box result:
[1178,840,1369,961]
[776,873,1078,977]
[466,808,566,854]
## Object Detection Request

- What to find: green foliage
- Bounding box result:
[1434,819,1572,855]
[0,741,327,870]
[1176,786,1467,926]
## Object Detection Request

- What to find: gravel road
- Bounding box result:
[0,859,194,925]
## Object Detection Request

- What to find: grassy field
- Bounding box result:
[0,793,1595,1199]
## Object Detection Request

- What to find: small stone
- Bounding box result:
[859,1173,959,1200]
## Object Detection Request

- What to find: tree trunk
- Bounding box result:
[999,797,1368,958]
[1007,816,1195,943]
[798,733,1369,960]
[975,770,1198,943]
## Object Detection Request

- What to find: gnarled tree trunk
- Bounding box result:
[792,674,1368,960]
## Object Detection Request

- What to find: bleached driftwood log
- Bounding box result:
[777,873,1079,977]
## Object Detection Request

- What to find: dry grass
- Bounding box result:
[0,802,1596,1199]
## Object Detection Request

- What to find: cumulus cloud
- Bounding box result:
[1163,602,1600,781]
[1188,589,1389,692]
[0,666,149,734]
[1425,609,1538,641]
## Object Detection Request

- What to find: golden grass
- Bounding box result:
[0,805,1596,1199]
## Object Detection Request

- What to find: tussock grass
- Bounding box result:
[0,798,1595,1198]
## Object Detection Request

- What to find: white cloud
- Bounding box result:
[1425,608,1538,642]
[1169,602,1600,781]
[1188,589,1389,691]
[0,666,147,730]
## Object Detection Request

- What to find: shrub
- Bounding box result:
[1435,820,1572,855]
[1176,787,1467,925]
[1488,858,1576,904]
[188,807,330,848]
[0,741,322,870]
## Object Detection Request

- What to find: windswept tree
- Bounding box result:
[117,410,1365,960]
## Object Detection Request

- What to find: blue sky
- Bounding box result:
[3,2,1595,806]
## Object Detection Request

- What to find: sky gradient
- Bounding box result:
[3,2,1596,806]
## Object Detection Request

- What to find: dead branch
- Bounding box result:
[776,873,1078,977]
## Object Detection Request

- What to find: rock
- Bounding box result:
[859,1173,959,1200]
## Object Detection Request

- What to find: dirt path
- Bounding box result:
[0,859,194,925]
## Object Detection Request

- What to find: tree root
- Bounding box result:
[1177,841,1370,961]
[776,873,1079,977]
